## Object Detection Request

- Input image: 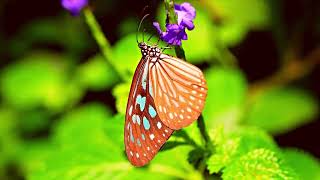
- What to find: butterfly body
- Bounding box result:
[125,42,207,166]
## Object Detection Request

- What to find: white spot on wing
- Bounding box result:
[179,96,186,103]
[169,113,173,119]
[150,134,155,140]
[157,122,162,129]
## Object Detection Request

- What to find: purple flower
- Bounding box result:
[153,2,196,46]
[61,0,88,16]
[153,22,187,46]
[174,2,196,30]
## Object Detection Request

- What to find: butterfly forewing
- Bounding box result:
[125,58,173,167]
[149,54,208,130]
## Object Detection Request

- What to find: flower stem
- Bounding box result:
[164,0,186,59]
[83,8,122,79]
[197,115,211,148]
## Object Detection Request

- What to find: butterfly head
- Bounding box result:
[138,42,161,58]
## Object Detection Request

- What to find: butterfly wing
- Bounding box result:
[149,54,208,130]
[125,58,174,167]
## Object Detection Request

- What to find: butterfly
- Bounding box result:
[124,42,208,166]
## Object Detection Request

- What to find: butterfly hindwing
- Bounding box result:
[124,58,174,167]
[149,54,208,130]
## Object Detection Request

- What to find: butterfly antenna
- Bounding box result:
[136,14,150,44]
[143,28,147,42]
[161,43,172,52]
[156,36,160,45]
[147,33,154,42]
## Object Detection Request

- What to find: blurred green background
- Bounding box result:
[0,0,320,179]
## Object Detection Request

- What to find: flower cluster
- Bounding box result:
[61,0,88,16]
[153,2,196,46]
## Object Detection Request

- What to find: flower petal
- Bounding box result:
[61,0,88,16]
[153,22,163,36]
[180,2,196,19]
[174,2,196,30]
[182,19,194,30]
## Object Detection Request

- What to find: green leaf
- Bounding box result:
[117,17,138,37]
[112,81,131,114]
[187,148,206,168]
[202,68,247,132]
[222,148,298,179]
[283,148,320,179]
[0,51,83,111]
[53,103,117,150]
[218,22,248,47]
[245,87,319,134]
[207,126,278,174]
[17,109,51,134]
[23,103,200,179]
[0,108,21,166]
[17,141,56,176]
[182,5,218,63]
[76,54,119,90]
[9,17,91,58]
[185,122,205,147]
[210,0,272,46]
[150,146,202,180]
[112,33,141,80]
[212,0,271,28]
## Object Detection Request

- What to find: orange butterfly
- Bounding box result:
[124,42,208,166]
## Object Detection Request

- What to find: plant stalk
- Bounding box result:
[83,8,122,79]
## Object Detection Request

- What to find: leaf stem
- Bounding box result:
[83,8,122,79]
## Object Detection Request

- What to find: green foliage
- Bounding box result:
[209,0,272,46]
[76,54,119,90]
[8,17,91,58]
[213,0,271,27]
[202,68,247,132]
[246,87,318,134]
[222,148,298,179]
[182,5,218,63]
[0,108,21,166]
[0,51,83,111]
[283,148,320,179]
[117,17,139,37]
[207,126,300,179]
[111,34,141,80]
[18,103,200,180]
[207,126,278,174]
[112,81,131,114]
